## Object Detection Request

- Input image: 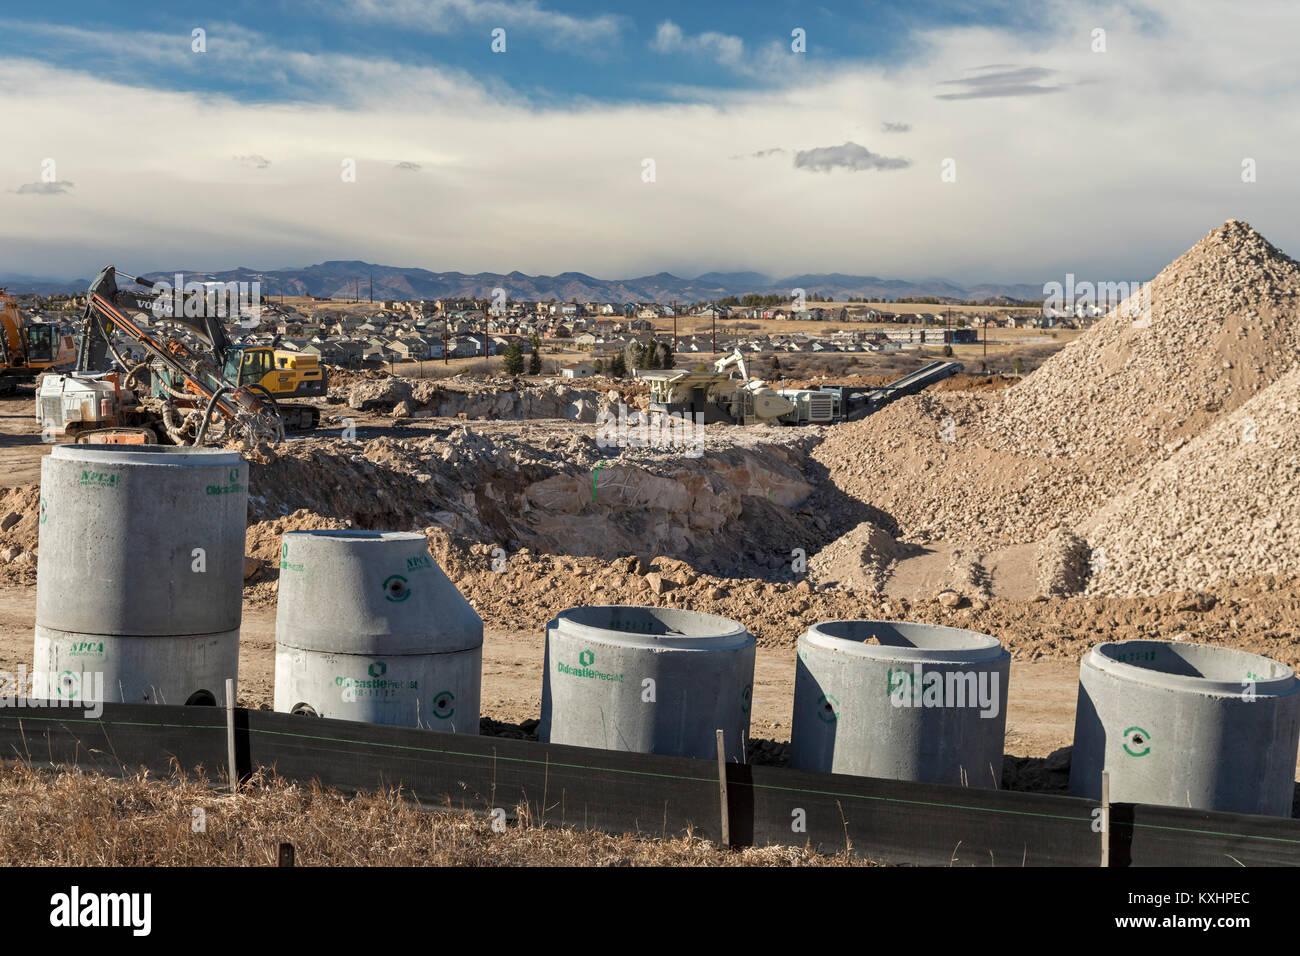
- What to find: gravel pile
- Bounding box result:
[1083,365,1300,595]
[811,220,1300,560]
[1035,530,1091,596]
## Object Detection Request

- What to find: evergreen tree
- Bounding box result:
[502,340,525,375]
[528,338,542,375]
[609,353,627,378]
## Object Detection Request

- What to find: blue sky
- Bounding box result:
[1,1,1062,104]
[1,1,1297,283]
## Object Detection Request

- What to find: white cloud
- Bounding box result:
[339,0,624,49]
[0,1,1298,285]
[793,143,910,172]
[651,20,744,69]
[14,181,75,195]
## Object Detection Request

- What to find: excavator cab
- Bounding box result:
[235,346,274,385]
[25,324,57,364]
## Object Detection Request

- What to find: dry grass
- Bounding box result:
[0,762,870,867]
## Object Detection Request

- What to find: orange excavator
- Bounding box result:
[0,289,75,394]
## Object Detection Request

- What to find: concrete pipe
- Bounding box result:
[33,444,247,706]
[789,620,1010,787]
[274,530,482,731]
[1069,640,1300,816]
[539,606,755,761]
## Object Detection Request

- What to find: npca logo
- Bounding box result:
[578,649,594,667]
[1122,725,1151,757]
[368,661,387,678]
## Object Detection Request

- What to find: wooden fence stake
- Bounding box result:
[1100,770,1110,868]
[226,677,238,796]
[716,729,730,847]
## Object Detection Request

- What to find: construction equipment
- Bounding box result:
[817,360,964,421]
[37,266,317,445]
[644,350,799,425]
[0,289,75,394]
[645,350,963,427]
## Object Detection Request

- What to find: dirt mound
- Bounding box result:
[808,520,911,592]
[993,220,1300,461]
[329,375,617,423]
[811,220,1300,549]
[1036,530,1091,597]
[808,389,1091,545]
[0,486,40,586]
[248,426,824,579]
[1083,365,1300,596]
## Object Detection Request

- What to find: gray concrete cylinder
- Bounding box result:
[1069,640,1300,816]
[789,620,1010,787]
[539,606,755,761]
[33,444,247,705]
[274,530,482,732]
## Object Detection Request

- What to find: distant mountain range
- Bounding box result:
[1,260,1045,304]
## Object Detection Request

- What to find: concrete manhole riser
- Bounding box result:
[34,445,247,705]
[1069,640,1300,816]
[789,620,1011,787]
[273,530,483,730]
[539,605,756,761]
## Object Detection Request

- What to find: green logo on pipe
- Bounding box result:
[432,690,455,719]
[816,693,839,723]
[1122,726,1151,757]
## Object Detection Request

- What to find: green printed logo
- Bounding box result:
[279,542,303,572]
[69,641,104,658]
[56,670,78,699]
[817,693,839,723]
[406,554,433,572]
[557,648,624,683]
[368,661,387,678]
[39,497,48,525]
[78,470,119,488]
[740,682,752,714]
[384,575,410,602]
[432,690,455,719]
[1122,726,1151,757]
